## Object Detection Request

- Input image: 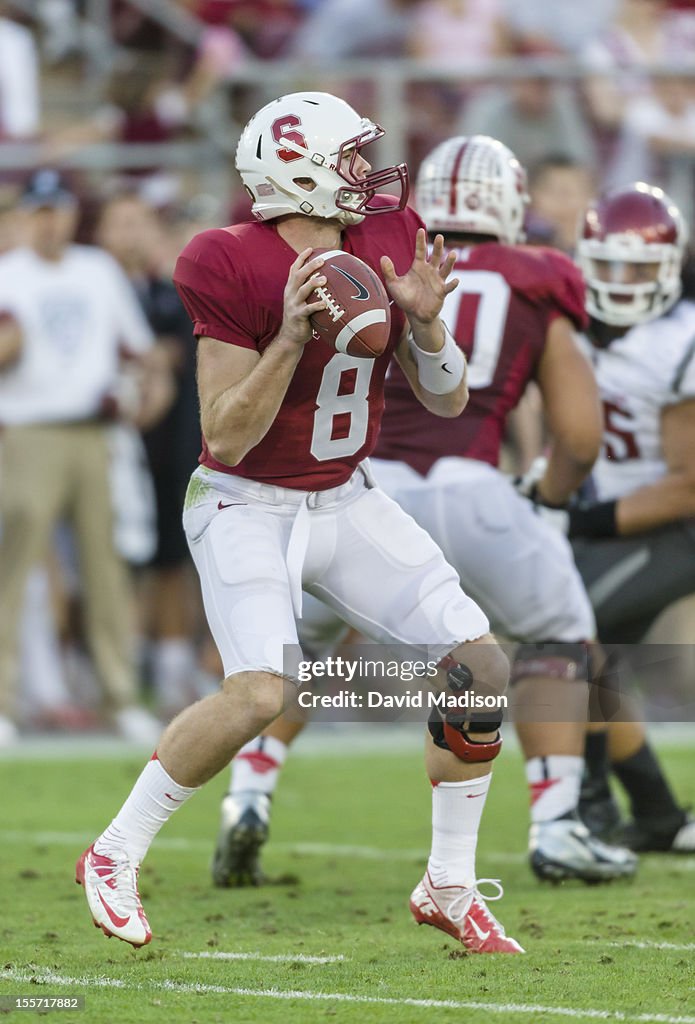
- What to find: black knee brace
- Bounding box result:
[428,663,504,763]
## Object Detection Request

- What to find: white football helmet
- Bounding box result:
[415,135,529,243]
[235,91,409,226]
[577,182,687,327]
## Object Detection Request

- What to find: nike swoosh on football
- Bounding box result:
[217,501,246,510]
[97,889,131,929]
[332,265,370,300]
[468,916,490,942]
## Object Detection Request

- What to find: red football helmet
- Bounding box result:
[577,183,687,327]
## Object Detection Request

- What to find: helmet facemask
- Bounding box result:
[580,241,682,327]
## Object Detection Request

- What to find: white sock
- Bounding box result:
[427,774,492,889]
[229,736,287,798]
[95,755,199,864]
[527,755,583,823]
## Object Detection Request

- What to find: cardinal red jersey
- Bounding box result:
[375,243,587,473]
[173,198,419,489]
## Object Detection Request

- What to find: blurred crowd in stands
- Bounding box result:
[4,1,695,215]
[2,0,695,741]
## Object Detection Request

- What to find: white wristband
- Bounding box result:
[408,324,465,395]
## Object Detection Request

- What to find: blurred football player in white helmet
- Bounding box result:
[568,183,695,854]
[218,135,638,892]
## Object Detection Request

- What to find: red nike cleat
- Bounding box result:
[76,844,152,948]
[409,871,524,953]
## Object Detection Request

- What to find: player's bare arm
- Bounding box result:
[534,317,602,506]
[0,314,22,370]
[198,250,327,465]
[613,398,695,534]
[387,229,467,417]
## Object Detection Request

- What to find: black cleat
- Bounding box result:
[578,778,623,842]
[212,793,270,888]
[612,813,695,853]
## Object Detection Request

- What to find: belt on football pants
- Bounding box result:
[198,462,376,618]
[285,462,375,618]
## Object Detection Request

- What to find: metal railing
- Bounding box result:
[2,42,695,206]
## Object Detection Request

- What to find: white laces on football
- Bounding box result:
[447,878,504,923]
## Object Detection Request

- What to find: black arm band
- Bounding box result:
[568,500,618,539]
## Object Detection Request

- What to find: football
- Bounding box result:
[309,249,391,358]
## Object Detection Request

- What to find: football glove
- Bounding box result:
[513,456,570,535]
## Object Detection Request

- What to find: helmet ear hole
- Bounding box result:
[293,177,318,193]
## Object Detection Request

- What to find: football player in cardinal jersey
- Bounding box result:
[219,136,637,891]
[76,95,525,954]
[568,183,695,854]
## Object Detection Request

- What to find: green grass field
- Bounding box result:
[1,734,694,1024]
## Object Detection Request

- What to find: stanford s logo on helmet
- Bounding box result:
[415,135,529,244]
[577,182,687,327]
[235,92,409,226]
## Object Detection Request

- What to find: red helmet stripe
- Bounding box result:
[449,141,469,216]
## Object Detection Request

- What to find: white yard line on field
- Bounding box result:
[181,951,346,964]
[0,724,426,760]
[603,941,695,952]
[0,829,525,863]
[3,967,695,1024]
[3,828,695,872]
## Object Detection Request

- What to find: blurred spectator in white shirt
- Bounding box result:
[0,169,162,746]
[0,8,40,139]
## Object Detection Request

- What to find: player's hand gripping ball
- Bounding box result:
[309,249,391,358]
